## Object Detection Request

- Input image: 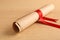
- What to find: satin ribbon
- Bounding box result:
[35,9,60,28]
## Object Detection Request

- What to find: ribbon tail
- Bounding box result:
[39,21,60,28]
[43,17,58,22]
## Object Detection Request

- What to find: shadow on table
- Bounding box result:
[3,24,18,36]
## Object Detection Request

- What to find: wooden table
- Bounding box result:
[0,0,60,40]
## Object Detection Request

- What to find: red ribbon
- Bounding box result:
[35,9,60,28]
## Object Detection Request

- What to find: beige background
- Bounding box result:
[0,0,60,40]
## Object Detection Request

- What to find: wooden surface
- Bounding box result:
[0,0,60,40]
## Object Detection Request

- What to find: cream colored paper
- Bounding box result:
[13,4,55,32]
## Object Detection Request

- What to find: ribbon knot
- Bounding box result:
[35,9,60,28]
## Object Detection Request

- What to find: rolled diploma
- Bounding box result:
[13,4,55,32]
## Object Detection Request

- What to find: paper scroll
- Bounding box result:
[13,4,55,32]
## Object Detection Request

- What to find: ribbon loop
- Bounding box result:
[35,9,60,28]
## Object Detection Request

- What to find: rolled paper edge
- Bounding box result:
[13,22,21,32]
